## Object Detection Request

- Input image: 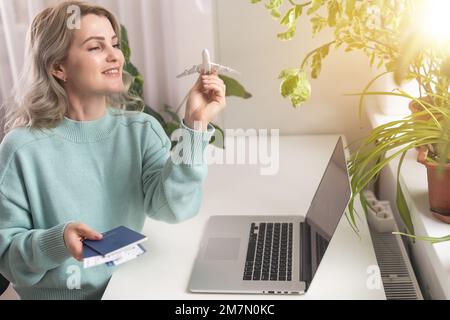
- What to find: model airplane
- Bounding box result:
[176,49,239,78]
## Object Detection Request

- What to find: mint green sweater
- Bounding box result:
[0,107,214,300]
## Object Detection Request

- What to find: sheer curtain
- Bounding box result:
[0,0,216,140]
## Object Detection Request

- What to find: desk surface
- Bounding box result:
[103,135,385,300]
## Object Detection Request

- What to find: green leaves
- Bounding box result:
[219,75,253,99]
[279,69,311,107]
[210,123,225,149]
[280,5,302,26]
[327,0,340,27]
[120,24,131,62]
[265,0,283,18]
[278,5,303,41]
[396,152,415,235]
[299,42,333,80]
[311,15,327,35]
[251,0,419,104]
[164,104,181,124]
[393,30,424,86]
[310,43,331,79]
[443,57,450,79]
[393,232,450,244]
[347,104,449,238]
[307,0,325,15]
[345,0,356,20]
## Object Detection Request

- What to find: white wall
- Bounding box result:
[158,0,216,112]
[214,0,374,146]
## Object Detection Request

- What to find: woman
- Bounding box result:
[0,1,225,300]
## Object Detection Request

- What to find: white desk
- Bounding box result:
[103,135,385,300]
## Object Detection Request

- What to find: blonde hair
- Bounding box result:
[2,1,143,135]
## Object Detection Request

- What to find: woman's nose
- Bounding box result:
[106,45,120,62]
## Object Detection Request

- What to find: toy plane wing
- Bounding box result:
[176,49,239,78]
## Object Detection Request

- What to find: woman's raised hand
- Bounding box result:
[184,73,226,131]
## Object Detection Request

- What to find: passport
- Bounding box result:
[83,226,147,258]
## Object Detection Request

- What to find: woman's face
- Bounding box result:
[61,14,125,96]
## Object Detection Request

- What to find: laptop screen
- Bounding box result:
[301,138,351,286]
[305,137,351,240]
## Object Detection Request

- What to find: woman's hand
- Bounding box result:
[64,223,103,261]
[185,73,226,131]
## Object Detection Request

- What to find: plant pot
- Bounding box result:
[409,96,435,121]
[417,148,450,223]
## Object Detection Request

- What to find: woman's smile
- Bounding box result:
[102,66,121,78]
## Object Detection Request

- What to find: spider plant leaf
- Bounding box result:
[393,232,450,244]
[396,151,414,235]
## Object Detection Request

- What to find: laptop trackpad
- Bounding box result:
[204,238,241,261]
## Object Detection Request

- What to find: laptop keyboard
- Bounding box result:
[243,222,293,281]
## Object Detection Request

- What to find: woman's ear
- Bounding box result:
[52,63,67,82]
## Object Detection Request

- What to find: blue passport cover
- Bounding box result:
[83,226,147,256]
[83,245,101,258]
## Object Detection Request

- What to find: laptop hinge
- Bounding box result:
[299,222,312,290]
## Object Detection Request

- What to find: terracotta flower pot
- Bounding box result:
[409,97,445,122]
[409,97,430,120]
[417,148,450,223]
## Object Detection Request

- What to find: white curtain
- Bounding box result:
[0,0,216,131]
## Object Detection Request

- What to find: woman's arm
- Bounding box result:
[142,73,225,223]
[141,117,214,223]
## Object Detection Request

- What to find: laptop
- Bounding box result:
[188,137,352,295]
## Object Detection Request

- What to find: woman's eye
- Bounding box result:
[89,47,100,52]
[113,44,121,49]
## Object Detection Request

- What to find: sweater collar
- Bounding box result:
[52,107,119,143]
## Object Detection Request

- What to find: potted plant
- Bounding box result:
[120,25,252,149]
[251,0,450,240]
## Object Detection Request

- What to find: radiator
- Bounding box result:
[364,190,423,300]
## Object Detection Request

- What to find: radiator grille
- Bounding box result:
[370,232,422,300]
[364,190,423,300]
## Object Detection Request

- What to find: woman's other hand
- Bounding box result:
[64,223,103,261]
[185,73,226,131]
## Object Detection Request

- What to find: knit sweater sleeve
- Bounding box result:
[141,117,214,224]
[0,136,72,287]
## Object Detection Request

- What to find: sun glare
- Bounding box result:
[421,0,450,43]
